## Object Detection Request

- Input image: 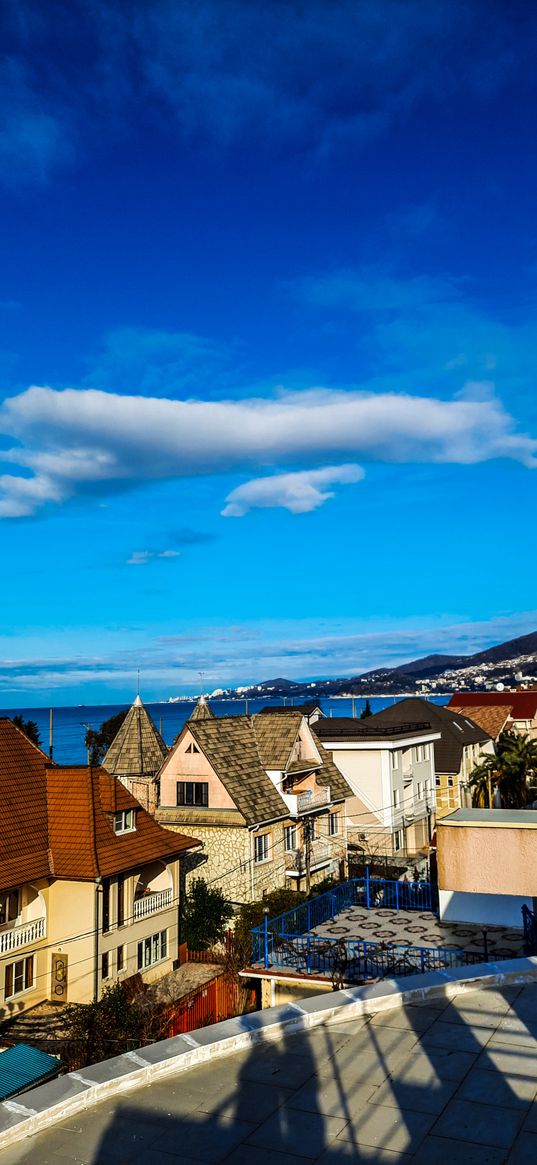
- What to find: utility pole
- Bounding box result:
[49,708,54,760]
[304,817,313,896]
[159,717,163,736]
[81,723,91,766]
[351,695,355,719]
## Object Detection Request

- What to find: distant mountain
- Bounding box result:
[208,630,537,701]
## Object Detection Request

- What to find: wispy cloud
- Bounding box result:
[82,327,238,398]
[222,465,364,517]
[126,548,180,566]
[3,1,536,183]
[0,381,534,518]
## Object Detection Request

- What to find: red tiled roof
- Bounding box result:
[448,692,537,719]
[0,719,199,889]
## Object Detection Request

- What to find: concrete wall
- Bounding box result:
[438,820,537,898]
[439,888,532,928]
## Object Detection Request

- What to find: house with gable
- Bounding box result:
[104,694,168,813]
[156,703,351,902]
[0,719,199,1020]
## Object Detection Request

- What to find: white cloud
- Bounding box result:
[127,548,181,565]
[0,382,534,519]
[222,464,364,517]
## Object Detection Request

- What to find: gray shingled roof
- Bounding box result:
[168,712,352,826]
[103,696,168,777]
[189,696,216,721]
[187,716,285,826]
[364,698,490,775]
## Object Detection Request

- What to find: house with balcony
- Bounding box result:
[156,710,352,902]
[363,698,493,819]
[0,719,199,1021]
[314,715,439,861]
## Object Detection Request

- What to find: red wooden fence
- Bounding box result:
[164,973,256,1036]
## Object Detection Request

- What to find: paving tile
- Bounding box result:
[368,1007,440,1033]
[507,1131,537,1164]
[224,1047,317,1089]
[315,1141,412,1163]
[419,1020,494,1052]
[395,1045,478,1082]
[521,1101,537,1133]
[199,1078,293,1122]
[286,1076,377,1118]
[412,1134,508,1164]
[335,1102,434,1153]
[455,1068,536,1110]
[282,1026,357,1064]
[369,1072,459,1114]
[152,1113,257,1163]
[244,1105,346,1158]
[223,1146,312,1165]
[431,1097,525,1148]
[475,1043,537,1079]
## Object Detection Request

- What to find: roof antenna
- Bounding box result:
[198,671,205,697]
[137,668,140,697]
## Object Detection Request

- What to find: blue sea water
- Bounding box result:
[0,695,451,765]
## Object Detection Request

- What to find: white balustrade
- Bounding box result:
[0,916,46,955]
[297,788,330,812]
[133,887,173,920]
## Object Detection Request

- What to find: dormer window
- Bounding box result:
[114,809,136,834]
[186,742,200,754]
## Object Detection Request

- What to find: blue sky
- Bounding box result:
[1,0,537,704]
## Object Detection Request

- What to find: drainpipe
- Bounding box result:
[94,877,102,1002]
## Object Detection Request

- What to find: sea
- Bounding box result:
[0,694,451,765]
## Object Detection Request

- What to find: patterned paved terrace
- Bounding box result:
[2,980,537,1163]
[312,905,525,961]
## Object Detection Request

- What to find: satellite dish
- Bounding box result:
[496,683,505,691]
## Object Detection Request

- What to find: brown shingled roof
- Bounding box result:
[449,704,512,741]
[104,696,168,777]
[252,711,302,769]
[187,717,286,826]
[189,697,216,721]
[0,719,198,890]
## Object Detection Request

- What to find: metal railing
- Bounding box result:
[133,887,173,921]
[251,874,438,949]
[284,841,333,873]
[522,904,537,954]
[250,930,483,979]
[0,917,46,955]
[297,788,330,812]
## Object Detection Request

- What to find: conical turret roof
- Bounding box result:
[189,695,215,721]
[103,695,168,776]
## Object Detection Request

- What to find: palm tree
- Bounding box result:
[469,731,537,809]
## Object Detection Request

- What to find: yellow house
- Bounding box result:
[0,719,199,1022]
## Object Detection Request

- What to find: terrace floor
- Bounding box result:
[2,980,537,1162]
[312,905,525,961]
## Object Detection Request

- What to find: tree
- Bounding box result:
[469,731,537,809]
[181,878,234,951]
[11,715,41,748]
[360,699,372,720]
[65,982,148,1068]
[85,710,128,766]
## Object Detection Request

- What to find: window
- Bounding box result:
[5,955,34,999]
[393,830,403,852]
[435,775,441,787]
[101,952,109,979]
[423,744,430,761]
[185,742,200,754]
[117,875,125,928]
[176,782,209,807]
[254,833,271,863]
[391,751,400,769]
[393,788,401,808]
[447,776,454,788]
[417,782,424,799]
[102,879,110,934]
[328,813,340,836]
[117,945,125,972]
[114,809,135,834]
[284,825,297,851]
[0,891,19,927]
[137,930,167,971]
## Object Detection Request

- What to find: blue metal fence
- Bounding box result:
[522,904,537,954]
[250,930,483,979]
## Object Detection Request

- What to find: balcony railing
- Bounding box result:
[133,887,173,921]
[285,840,333,874]
[0,917,45,956]
[297,788,330,813]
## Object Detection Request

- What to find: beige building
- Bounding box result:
[157,703,351,902]
[103,694,168,813]
[314,716,439,859]
[437,807,537,927]
[0,719,199,1022]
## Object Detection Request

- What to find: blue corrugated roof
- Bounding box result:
[0,1043,63,1101]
